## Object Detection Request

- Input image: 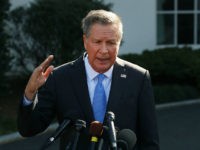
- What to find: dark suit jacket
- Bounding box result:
[18,55,159,150]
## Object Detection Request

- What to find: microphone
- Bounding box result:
[117,129,137,150]
[71,119,86,150]
[97,125,110,150]
[89,121,103,150]
[40,119,71,150]
[106,111,117,150]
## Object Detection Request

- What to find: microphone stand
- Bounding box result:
[106,112,117,150]
[40,119,71,150]
[71,119,86,150]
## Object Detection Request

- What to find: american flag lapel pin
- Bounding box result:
[120,74,127,78]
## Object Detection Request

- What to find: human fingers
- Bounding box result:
[43,65,54,78]
[40,55,54,72]
[24,55,54,100]
[24,65,53,101]
[31,55,54,79]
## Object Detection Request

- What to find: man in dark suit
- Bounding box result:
[18,10,159,150]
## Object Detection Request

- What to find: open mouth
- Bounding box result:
[97,57,109,63]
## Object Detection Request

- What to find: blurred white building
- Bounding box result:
[105,0,200,54]
[11,0,200,54]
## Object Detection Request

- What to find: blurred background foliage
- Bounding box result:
[120,47,200,103]
[7,0,112,75]
[0,0,11,95]
[0,0,200,134]
[0,0,112,135]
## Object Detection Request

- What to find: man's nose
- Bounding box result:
[100,43,108,53]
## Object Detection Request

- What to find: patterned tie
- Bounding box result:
[92,74,106,123]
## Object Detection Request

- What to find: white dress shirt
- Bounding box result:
[84,56,113,103]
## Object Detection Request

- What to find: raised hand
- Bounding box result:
[24,55,54,101]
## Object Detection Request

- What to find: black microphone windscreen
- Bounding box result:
[117,129,137,150]
[74,119,86,131]
[117,140,128,150]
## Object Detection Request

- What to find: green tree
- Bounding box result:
[9,0,112,75]
[8,6,34,75]
[0,0,10,95]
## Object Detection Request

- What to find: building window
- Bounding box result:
[178,14,194,44]
[157,0,174,10]
[198,0,200,43]
[199,1,200,10]
[157,0,200,45]
[178,0,194,10]
[157,14,174,44]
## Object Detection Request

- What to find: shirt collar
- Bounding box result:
[84,55,113,81]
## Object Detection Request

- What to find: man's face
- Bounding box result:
[83,23,121,73]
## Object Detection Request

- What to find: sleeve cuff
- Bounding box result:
[23,95,33,106]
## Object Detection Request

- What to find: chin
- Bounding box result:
[98,67,110,73]
[94,63,111,73]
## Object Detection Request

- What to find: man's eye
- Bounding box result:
[108,41,117,45]
[93,41,100,44]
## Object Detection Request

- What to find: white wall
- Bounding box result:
[105,0,156,54]
[10,0,157,54]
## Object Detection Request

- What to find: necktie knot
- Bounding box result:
[97,74,105,84]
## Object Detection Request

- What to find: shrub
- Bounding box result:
[153,84,200,104]
[120,47,200,103]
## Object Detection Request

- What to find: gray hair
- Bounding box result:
[82,9,123,40]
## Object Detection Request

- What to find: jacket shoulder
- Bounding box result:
[53,56,84,74]
[116,57,148,74]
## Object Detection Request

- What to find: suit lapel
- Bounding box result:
[68,56,127,123]
[107,58,127,112]
[69,56,94,122]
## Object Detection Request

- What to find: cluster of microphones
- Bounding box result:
[40,111,137,150]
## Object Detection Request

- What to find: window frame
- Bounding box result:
[156,0,200,46]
